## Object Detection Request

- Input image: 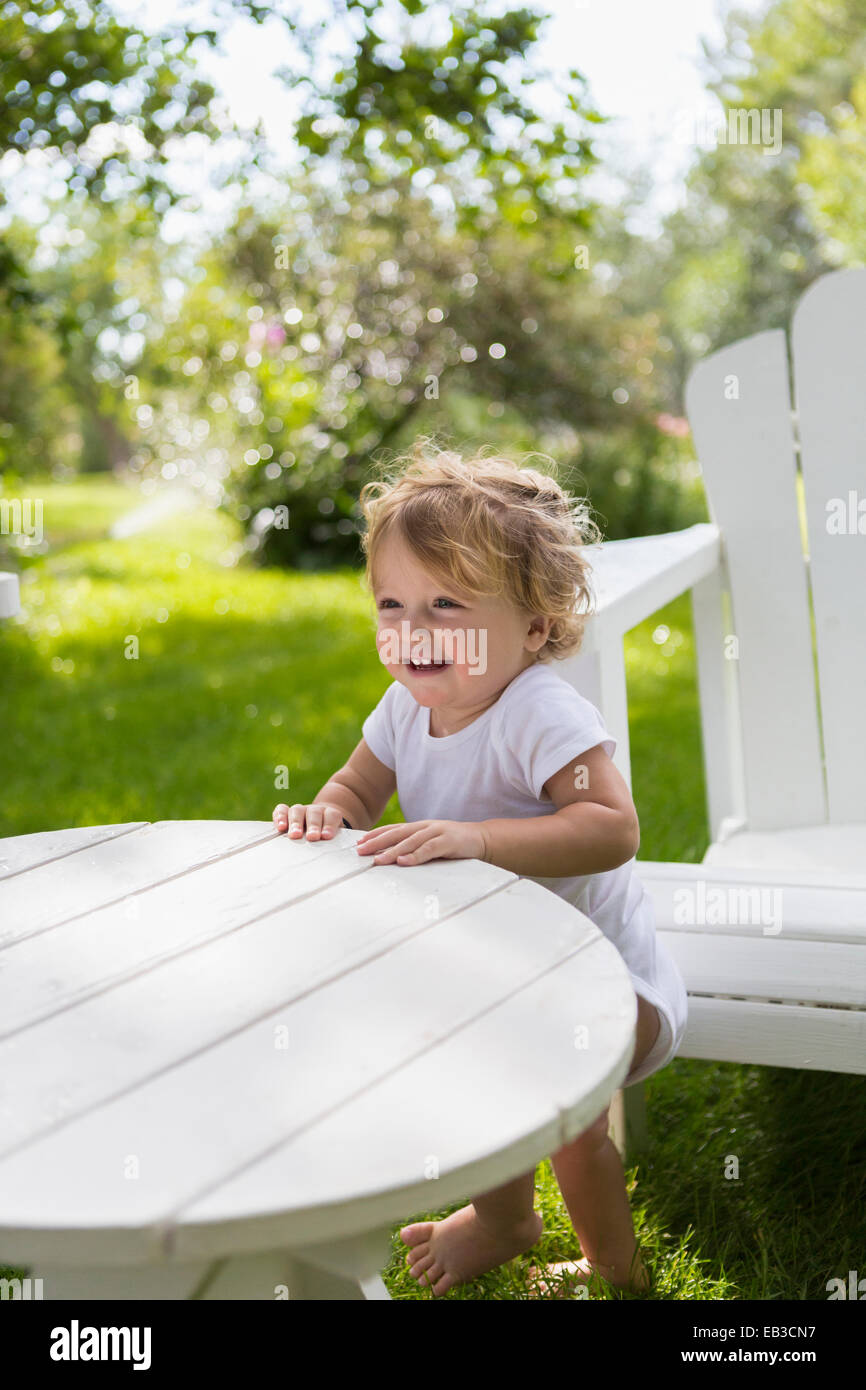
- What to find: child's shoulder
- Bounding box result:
[495,663,614,750]
[492,663,617,791]
[497,662,598,717]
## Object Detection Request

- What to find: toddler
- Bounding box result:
[273,439,688,1298]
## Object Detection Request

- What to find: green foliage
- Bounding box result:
[0,0,241,208]
[569,424,707,545]
[0,198,164,479]
[287,3,602,238]
[651,0,866,393]
[0,0,260,483]
[19,0,866,564]
[202,179,694,565]
[206,2,624,565]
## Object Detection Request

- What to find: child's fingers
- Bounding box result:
[304,803,347,840]
[364,827,430,863]
[303,803,332,840]
[319,806,344,840]
[277,803,344,842]
[356,825,412,852]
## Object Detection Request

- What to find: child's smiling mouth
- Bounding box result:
[404,659,452,676]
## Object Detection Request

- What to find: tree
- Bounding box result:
[0,0,270,205]
[209,1,624,563]
[653,0,866,395]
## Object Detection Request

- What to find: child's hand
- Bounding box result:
[273,802,345,841]
[355,819,486,866]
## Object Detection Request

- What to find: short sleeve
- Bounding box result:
[361,681,398,770]
[497,673,617,802]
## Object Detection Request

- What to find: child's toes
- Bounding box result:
[421,1262,445,1290]
[407,1251,435,1278]
[400,1220,433,1249]
[430,1268,456,1296]
[404,1239,429,1264]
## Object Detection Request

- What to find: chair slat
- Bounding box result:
[659,930,866,1007]
[792,268,866,823]
[685,329,825,830]
[636,859,866,943]
[678,996,866,1074]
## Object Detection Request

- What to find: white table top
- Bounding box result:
[0,820,637,1269]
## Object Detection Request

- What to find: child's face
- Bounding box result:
[371,531,552,712]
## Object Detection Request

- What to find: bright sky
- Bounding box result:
[5,0,771,239]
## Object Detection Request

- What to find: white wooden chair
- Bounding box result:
[560,267,866,1158]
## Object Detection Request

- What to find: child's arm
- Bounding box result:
[478,744,640,877]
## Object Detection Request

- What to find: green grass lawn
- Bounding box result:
[1,475,863,1300]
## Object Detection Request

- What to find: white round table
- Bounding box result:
[0,820,637,1299]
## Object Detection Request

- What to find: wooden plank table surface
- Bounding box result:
[0,820,637,1300]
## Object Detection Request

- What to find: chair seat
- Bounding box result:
[656,928,866,1006]
[702,822,866,876]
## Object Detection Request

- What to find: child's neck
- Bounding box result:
[427,661,536,737]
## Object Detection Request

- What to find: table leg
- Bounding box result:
[285,1224,394,1301]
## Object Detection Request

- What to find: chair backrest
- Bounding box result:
[684,268,866,833]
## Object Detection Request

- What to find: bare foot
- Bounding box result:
[400,1205,543,1296]
[527,1249,651,1297]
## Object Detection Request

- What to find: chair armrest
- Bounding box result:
[580,523,721,651]
[0,571,21,619]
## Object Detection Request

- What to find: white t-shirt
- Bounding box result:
[361,661,688,1084]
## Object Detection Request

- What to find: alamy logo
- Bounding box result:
[0,497,43,544]
[673,881,783,935]
[826,1269,866,1299]
[49,1320,152,1370]
[673,106,783,155]
[377,619,488,674]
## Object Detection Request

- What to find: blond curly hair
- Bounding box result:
[358,437,602,662]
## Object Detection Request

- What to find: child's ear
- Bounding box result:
[526,613,553,651]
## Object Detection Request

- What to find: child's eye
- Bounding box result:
[377,598,460,609]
